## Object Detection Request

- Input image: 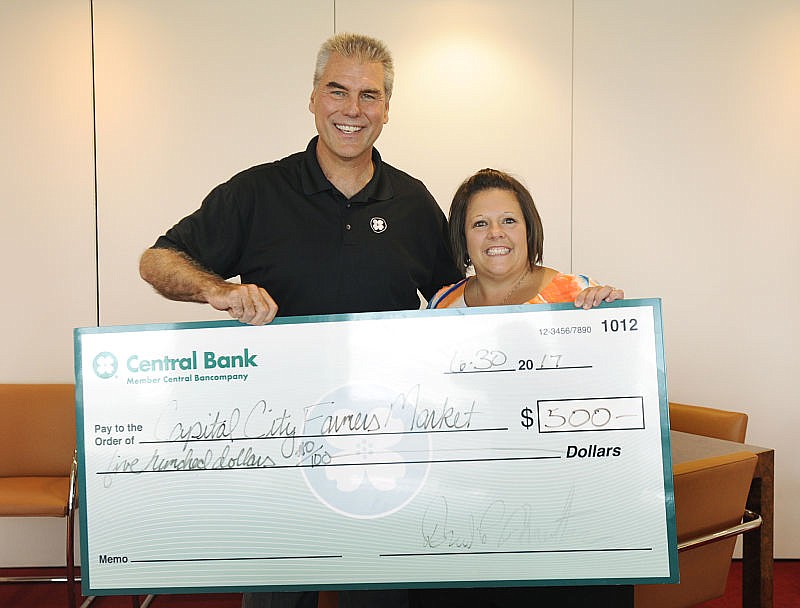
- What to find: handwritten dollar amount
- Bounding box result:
[521,405,613,430]
[520,398,645,433]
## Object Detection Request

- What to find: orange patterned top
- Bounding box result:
[426,273,598,308]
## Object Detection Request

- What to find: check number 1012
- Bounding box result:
[601,318,638,332]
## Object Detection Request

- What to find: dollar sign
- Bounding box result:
[520,407,535,429]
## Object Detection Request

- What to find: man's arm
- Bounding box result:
[139,248,278,325]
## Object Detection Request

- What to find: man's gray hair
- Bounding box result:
[314,33,394,99]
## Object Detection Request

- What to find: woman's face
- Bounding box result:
[464,188,529,281]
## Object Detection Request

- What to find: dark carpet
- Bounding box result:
[1,560,798,607]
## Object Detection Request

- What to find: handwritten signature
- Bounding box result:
[421,489,576,551]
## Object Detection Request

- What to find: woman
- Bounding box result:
[417,169,631,607]
[428,168,623,310]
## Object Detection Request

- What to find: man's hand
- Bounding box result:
[206,282,278,325]
[139,248,279,325]
[574,285,624,310]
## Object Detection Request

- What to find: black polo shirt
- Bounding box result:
[153,137,461,317]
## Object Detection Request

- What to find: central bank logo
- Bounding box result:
[93,352,118,379]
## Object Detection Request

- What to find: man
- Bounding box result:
[139,33,459,328]
[139,33,461,608]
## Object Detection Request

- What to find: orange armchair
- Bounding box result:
[635,451,760,607]
[0,383,88,608]
[668,402,748,443]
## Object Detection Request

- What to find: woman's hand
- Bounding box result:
[574,285,624,309]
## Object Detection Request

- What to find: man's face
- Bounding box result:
[309,53,390,166]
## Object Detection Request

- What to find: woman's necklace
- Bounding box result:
[470,268,531,306]
[501,268,531,304]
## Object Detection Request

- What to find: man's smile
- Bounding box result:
[335,123,363,133]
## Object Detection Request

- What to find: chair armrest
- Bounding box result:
[678,509,761,551]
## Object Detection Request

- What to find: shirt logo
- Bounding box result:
[370,217,387,233]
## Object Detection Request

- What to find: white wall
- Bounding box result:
[1,0,797,565]
[0,0,96,382]
[0,0,95,566]
[337,0,574,271]
[572,0,800,559]
[94,0,332,325]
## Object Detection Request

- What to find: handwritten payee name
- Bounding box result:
[156,384,480,447]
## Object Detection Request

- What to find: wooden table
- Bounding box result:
[671,431,774,608]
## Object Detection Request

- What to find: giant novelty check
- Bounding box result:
[75,298,677,596]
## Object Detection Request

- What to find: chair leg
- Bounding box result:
[66,470,95,608]
[132,594,155,607]
[67,507,77,608]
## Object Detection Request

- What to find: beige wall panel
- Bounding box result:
[0,0,94,565]
[94,0,332,325]
[573,0,800,556]
[0,0,96,383]
[336,0,574,272]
